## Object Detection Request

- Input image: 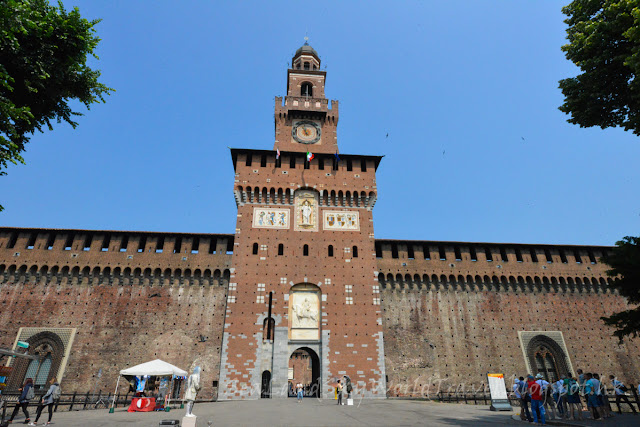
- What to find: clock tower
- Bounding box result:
[218,41,386,400]
[274,41,339,154]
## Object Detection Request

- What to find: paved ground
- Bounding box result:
[3,399,638,426]
[509,409,639,427]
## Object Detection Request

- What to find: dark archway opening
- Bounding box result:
[288,347,320,398]
[261,370,271,398]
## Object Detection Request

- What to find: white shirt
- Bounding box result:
[536,379,550,391]
[513,382,521,399]
[612,379,625,396]
[554,380,565,394]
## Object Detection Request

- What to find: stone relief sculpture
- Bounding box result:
[253,208,290,229]
[294,190,318,232]
[324,211,360,231]
[289,286,321,340]
[292,296,319,328]
[301,200,313,225]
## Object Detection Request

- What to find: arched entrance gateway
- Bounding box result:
[288,347,320,398]
[285,284,322,398]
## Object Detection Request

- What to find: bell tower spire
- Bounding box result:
[274,40,339,154]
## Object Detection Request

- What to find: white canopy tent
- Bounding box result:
[110,359,188,412]
[119,359,188,377]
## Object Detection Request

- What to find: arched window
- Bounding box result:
[301,82,312,97]
[263,317,275,341]
[8,332,64,391]
[278,244,284,256]
[35,355,52,387]
[352,246,358,258]
[328,245,334,257]
[303,244,309,256]
[252,243,259,255]
[526,335,569,383]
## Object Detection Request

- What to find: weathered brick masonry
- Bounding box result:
[2,43,639,399]
[376,240,640,395]
[0,229,232,398]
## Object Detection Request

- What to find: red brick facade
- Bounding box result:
[1,43,639,400]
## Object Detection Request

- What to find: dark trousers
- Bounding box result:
[34,402,54,423]
[520,397,532,421]
[337,391,342,405]
[615,394,638,413]
[9,401,29,421]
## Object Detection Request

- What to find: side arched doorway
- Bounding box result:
[260,370,271,398]
[288,347,320,398]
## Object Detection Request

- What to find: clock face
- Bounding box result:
[292,121,321,144]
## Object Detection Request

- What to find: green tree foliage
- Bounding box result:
[601,236,640,341]
[559,0,640,135]
[0,0,113,210]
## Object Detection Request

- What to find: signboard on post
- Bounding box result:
[487,373,512,411]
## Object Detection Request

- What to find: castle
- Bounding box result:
[1,43,638,400]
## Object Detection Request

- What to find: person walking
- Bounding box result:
[336,380,343,405]
[295,381,303,403]
[8,377,34,424]
[610,375,637,414]
[29,377,59,426]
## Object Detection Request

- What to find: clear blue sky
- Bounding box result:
[1,1,638,246]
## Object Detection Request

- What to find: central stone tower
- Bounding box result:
[218,42,387,400]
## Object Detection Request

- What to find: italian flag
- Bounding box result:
[306,151,314,161]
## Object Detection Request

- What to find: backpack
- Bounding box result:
[25,386,35,400]
[52,385,61,400]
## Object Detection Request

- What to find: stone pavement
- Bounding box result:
[510,410,639,426]
[4,398,520,426]
[5,399,638,426]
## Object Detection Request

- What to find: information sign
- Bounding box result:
[487,373,512,411]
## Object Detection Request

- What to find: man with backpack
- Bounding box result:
[610,375,637,414]
[29,377,60,426]
[564,374,583,421]
[8,377,34,424]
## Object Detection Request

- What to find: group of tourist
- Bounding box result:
[6,377,61,426]
[512,369,638,425]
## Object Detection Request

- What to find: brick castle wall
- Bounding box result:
[376,239,640,397]
[2,228,638,400]
[381,287,640,396]
[0,228,233,398]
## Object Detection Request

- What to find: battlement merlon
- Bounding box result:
[274,96,339,119]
